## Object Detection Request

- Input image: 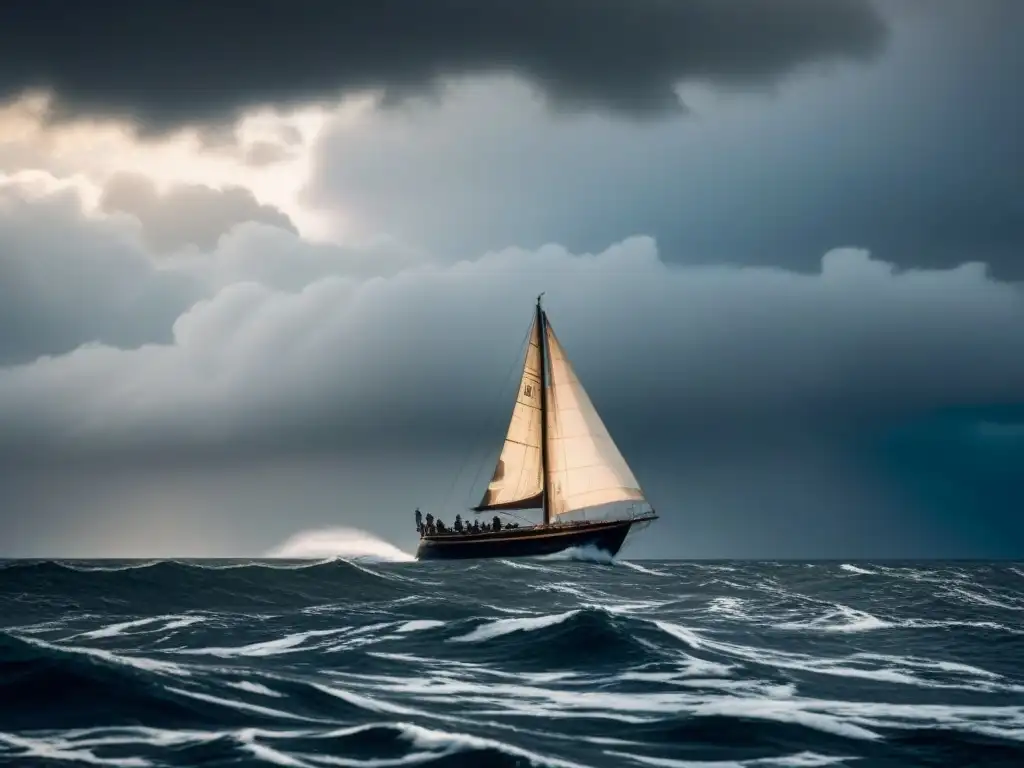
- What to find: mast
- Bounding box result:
[536,293,551,527]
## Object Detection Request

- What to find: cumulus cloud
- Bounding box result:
[0,92,335,242]
[0,0,885,130]
[99,172,298,253]
[0,195,1020,463]
[243,141,296,168]
[0,185,199,365]
[0,183,426,366]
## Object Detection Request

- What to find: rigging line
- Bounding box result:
[435,315,535,514]
[462,316,537,510]
[494,508,535,526]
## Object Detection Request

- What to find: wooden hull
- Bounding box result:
[415,517,655,561]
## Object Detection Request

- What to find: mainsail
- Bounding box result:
[543,320,646,518]
[474,318,545,511]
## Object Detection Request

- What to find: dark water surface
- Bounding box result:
[1,557,1023,767]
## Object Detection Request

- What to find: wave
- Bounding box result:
[3,560,1024,766]
[538,545,669,576]
[839,564,876,575]
[451,610,580,643]
[264,527,415,561]
[603,749,854,767]
[0,558,419,616]
[537,544,617,564]
[445,607,670,673]
[650,619,1022,694]
[0,721,596,768]
[0,633,207,732]
[773,605,889,633]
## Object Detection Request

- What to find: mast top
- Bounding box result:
[536,292,545,308]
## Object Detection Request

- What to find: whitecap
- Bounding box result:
[399,722,591,768]
[707,597,749,619]
[618,561,670,577]
[311,683,425,717]
[591,600,674,615]
[450,610,579,642]
[236,730,313,768]
[74,614,204,640]
[264,527,414,562]
[499,559,551,571]
[943,585,1022,611]
[163,686,317,722]
[15,635,190,676]
[553,545,616,564]
[175,627,351,658]
[687,698,881,741]
[604,749,855,767]
[774,605,889,633]
[56,561,161,573]
[839,564,876,575]
[650,620,1020,692]
[0,732,151,767]
[224,680,286,698]
[394,620,445,633]
[652,620,704,650]
[534,582,594,599]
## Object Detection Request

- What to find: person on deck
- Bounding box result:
[415,508,423,535]
[472,519,481,534]
[454,514,463,533]
[492,515,501,532]
[424,512,434,536]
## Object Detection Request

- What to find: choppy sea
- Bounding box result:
[2,556,1023,767]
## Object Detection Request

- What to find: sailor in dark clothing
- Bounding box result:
[414,508,423,534]
[424,512,434,536]
[454,513,463,533]
[472,519,481,534]
[492,515,502,532]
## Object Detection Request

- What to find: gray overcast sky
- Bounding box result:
[0,0,1021,558]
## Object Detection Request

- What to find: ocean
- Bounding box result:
[1,556,1023,767]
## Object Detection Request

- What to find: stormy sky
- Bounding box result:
[0,0,1021,559]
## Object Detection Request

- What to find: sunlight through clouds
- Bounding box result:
[0,89,379,243]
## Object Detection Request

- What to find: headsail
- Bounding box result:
[543,320,645,517]
[474,317,545,511]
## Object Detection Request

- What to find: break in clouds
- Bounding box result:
[0,0,885,130]
[0,185,1021,463]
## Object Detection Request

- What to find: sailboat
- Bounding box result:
[415,295,658,561]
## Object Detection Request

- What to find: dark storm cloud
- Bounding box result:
[99,173,298,253]
[0,0,885,129]
[304,1,1024,279]
[0,200,1021,468]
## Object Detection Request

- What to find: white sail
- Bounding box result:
[543,320,645,517]
[475,318,545,511]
